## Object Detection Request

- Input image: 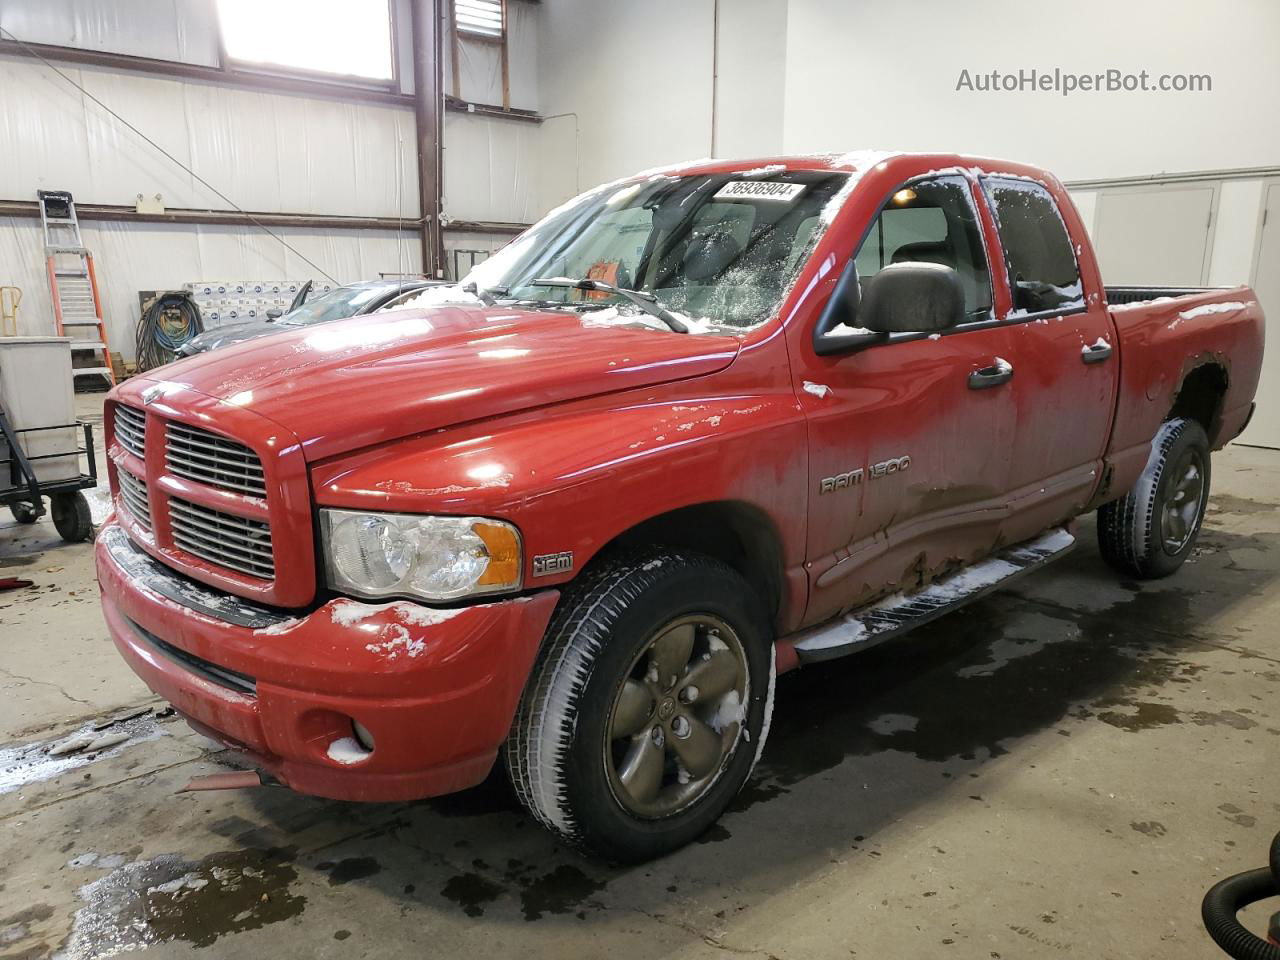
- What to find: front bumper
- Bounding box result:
[96,523,559,802]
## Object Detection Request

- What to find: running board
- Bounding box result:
[788,527,1076,664]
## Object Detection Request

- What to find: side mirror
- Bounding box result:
[265,307,283,321]
[860,262,965,334]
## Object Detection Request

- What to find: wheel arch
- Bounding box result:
[590,499,788,627]
[1169,361,1229,446]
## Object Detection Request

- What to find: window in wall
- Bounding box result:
[456,0,504,39]
[854,177,994,320]
[215,0,394,81]
[982,177,1084,314]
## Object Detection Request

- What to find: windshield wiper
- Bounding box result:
[530,277,689,333]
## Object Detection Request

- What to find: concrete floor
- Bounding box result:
[2,397,1278,959]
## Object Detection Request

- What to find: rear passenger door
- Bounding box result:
[979,177,1118,540]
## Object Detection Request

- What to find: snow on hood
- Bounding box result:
[121,306,740,462]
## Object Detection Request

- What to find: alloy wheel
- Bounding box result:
[604,614,749,819]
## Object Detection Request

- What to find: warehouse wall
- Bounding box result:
[0,0,539,359]
[535,0,716,213]
[535,0,1280,192]
[779,0,1280,182]
[442,0,541,224]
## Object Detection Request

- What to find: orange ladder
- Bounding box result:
[38,190,115,388]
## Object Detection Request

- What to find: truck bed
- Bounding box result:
[1105,285,1215,305]
[1102,284,1264,499]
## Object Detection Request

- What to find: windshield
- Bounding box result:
[280,284,396,326]
[463,170,848,332]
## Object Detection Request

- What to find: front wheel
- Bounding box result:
[1097,417,1211,579]
[505,550,775,862]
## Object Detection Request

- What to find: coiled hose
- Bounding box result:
[135,292,203,372]
[1202,830,1280,958]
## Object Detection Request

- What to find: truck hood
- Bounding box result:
[137,306,740,461]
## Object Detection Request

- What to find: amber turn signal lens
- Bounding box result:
[474,520,522,588]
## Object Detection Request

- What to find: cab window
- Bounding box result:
[982,177,1084,315]
[854,176,993,321]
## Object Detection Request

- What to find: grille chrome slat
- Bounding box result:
[167,508,273,559]
[165,422,266,497]
[114,405,146,459]
[168,496,275,579]
[167,514,272,557]
[171,532,275,576]
[166,445,259,469]
[166,436,260,463]
[116,469,151,529]
[164,454,267,495]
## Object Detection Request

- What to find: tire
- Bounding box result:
[1097,417,1211,579]
[505,549,776,862]
[51,491,94,543]
[9,500,40,524]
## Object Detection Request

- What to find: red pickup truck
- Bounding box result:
[97,152,1264,861]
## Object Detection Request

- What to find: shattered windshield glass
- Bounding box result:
[463,170,849,333]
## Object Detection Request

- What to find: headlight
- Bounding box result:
[320,510,522,602]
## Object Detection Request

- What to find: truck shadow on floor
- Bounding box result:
[189,522,1280,933]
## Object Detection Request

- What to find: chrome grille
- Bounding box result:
[165,422,266,497]
[114,405,146,459]
[169,496,274,579]
[116,469,151,529]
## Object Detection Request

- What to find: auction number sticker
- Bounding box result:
[713,180,807,202]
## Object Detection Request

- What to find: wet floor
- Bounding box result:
[2,450,1279,958]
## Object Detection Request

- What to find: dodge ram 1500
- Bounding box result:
[97,152,1264,861]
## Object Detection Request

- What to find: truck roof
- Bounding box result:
[632,151,1058,185]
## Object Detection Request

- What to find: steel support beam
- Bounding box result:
[410,0,446,277]
[0,199,526,235]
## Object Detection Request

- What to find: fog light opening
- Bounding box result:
[352,720,376,752]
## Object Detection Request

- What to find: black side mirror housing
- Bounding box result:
[860,262,965,334]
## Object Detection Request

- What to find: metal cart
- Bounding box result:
[1,404,97,542]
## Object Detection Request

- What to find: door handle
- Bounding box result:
[1081,340,1113,364]
[968,357,1013,389]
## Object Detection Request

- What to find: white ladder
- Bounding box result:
[38,190,115,388]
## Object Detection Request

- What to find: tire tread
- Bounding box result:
[1097,418,1207,579]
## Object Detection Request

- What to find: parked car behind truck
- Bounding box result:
[177,278,442,356]
[97,152,1263,861]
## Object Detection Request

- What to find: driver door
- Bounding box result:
[794,175,1019,626]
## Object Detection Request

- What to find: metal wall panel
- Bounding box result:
[0,57,421,217]
[0,0,221,67]
[443,112,539,225]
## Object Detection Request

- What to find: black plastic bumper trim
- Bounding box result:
[127,616,257,697]
[102,524,292,630]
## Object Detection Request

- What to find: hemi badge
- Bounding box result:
[532,551,573,577]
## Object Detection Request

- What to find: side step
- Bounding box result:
[789,527,1076,664]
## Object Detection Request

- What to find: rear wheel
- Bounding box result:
[506,549,775,862]
[1097,417,1210,579]
[51,492,94,543]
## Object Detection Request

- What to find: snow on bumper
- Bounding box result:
[95,522,559,802]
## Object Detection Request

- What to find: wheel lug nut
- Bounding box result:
[671,715,690,738]
[651,727,665,747]
[680,685,698,703]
